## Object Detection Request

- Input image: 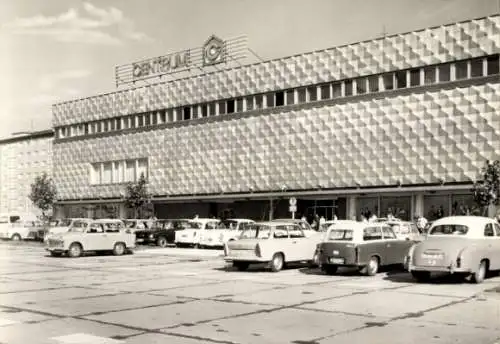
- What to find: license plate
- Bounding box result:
[329,257,345,264]
[422,253,444,259]
[181,234,187,238]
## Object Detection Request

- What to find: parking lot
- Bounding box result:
[0,241,500,344]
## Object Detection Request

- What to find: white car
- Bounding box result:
[44,218,92,242]
[174,218,221,248]
[46,219,134,257]
[0,213,39,241]
[199,218,255,248]
[224,221,324,272]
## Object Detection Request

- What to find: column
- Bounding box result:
[414,193,424,218]
[118,203,127,219]
[346,196,357,221]
[269,198,274,221]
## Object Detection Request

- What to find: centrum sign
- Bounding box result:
[115,35,248,87]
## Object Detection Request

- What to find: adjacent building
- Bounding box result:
[52,15,500,222]
[0,130,54,216]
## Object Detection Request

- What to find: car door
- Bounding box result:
[359,226,385,265]
[483,223,498,270]
[273,225,293,260]
[493,223,500,270]
[103,222,124,248]
[288,225,311,261]
[85,223,106,250]
[381,226,411,265]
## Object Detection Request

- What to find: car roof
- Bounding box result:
[225,218,255,222]
[431,216,494,227]
[329,221,389,230]
[91,219,124,223]
[251,221,300,227]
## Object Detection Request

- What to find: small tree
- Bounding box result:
[29,173,57,220]
[123,173,150,218]
[472,160,500,216]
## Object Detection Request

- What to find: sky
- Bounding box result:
[0,0,498,139]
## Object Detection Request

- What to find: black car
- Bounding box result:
[135,219,193,247]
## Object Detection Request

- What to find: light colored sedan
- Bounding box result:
[199,218,255,248]
[224,221,323,272]
[405,216,500,283]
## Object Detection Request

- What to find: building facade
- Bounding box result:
[0,130,54,216]
[52,15,500,221]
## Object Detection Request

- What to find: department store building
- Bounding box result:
[52,15,500,222]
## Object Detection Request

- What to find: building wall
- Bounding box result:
[0,134,53,215]
[52,15,500,127]
[53,82,500,200]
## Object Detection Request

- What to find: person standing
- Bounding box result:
[417,214,428,233]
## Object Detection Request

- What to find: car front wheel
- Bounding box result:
[471,260,488,284]
[156,236,167,248]
[68,243,83,258]
[270,253,284,272]
[113,242,126,256]
[11,234,21,241]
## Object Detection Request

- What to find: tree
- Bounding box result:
[472,160,500,216]
[123,173,151,218]
[29,173,57,220]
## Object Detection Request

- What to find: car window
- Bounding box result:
[493,223,500,236]
[240,224,271,239]
[363,227,383,241]
[105,222,122,233]
[289,225,305,238]
[88,224,104,233]
[273,225,289,239]
[9,216,20,223]
[206,222,220,230]
[484,224,495,237]
[382,226,397,239]
[429,224,468,235]
[0,216,8,224]
[328,229,353,241]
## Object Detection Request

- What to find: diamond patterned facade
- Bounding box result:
[52,16,500,201]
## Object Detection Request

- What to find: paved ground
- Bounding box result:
[0,241,500,344]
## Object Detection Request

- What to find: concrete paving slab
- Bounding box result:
[0,317,141,344]
[122,333,206,344]
[318,318,500,344]
[0,306,56,324]
[23,293,181,317]
[84,299,275,330]
[93,276,220,293]
[305,289,455,319]
[168,307,372,344]
[0,280,66,293]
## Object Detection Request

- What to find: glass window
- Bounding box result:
[218,101,226,115]
[240,224,271,239]
[201,105,208,118]
[484,224,495,237]
[470,58,483,77]
[137,115,144,127]
[255,95,264,109]
[307,86,317,101]
[245,96,254,111]
[266,93,275,107]
[410,68,420,86]
[183,107,191,120]
[487,55,499,75]
[236,98,244,112]
[137,159,148,180]
[191,106,198,119]
[84,124,89,135]
[368,76,379,92]
[382,226,397,239]
[90,163,100,184]
[355,78,367,94]
[328,229,353,241]
[429,224,468,236]
[332,82,342,97]
[227,99,235,113]
[424,66,436,84]
[102,162,112,184]
[320,84,330,100]
[129,116,136,128]
[344,80,353,96]
[159,111,166,123]
[383,73,394,90]
[438,64,450,82]
[297,88,307,103]
[109,120,115,131]
[151,113,158,125]
[289,225,305,238]
[286,90,295,105]
[209,102,216,116]
[363,227,383,241]
[273,225,288,239]
[455,60,468,80]
[494,224,500,236]
[395,71,407,88]
[125,160,135,182]
[145,114,151,126]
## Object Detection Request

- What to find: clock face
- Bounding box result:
[203,36,225,66]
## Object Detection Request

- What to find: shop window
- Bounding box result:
[455,60,468,80]
[358,197,379,220]
[297,88,307,103]
[201,105,208,118]
[236,98,244,112]
[451,194,477,216]
[438,64,450,82]
[395,71,407,88]
[344,80,353,96]
[286,90,295,105]
[368,76,379,92]
[245,96,254,111]
[255,95,264,109]
[424,195,449,221]
[266,93,275,107]
[227,99,235,113]
[332,82,342,97]
[307,86,317,101]
[209,102,217,116]
[275,91,285,106]
[424,66,436,84]
[381,196,411,221]
[470,57,484,77]
[320,85,330,100]
[487,55,499,75]
[410,68,421,86]
[183,106,191,120]
[383,73,394,90]
[218,101,226,115]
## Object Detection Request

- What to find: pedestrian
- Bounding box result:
[319,216,326,226]
[369,213,377,222]
[416,214,428,232]
[301,215,306,222]
[193,214,199,220]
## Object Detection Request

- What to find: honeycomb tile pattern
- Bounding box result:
[52,15,500,127]
[53,83,500,200]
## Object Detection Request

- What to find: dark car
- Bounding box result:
[135,219,193,247]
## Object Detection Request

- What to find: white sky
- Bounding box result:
[0,0,498,139]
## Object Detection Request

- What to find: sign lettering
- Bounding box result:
[132,51,191,79]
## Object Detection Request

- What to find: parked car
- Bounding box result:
[0,213,39,241]
[124,219,155,234]
[271,218,315,237]
[316,221,414,276]
[43,218,92,242]
[405,216,500,284]
[174,218,221,248]
[382,220,423,242]
[224,221,322,272]
[135,219,193,247]
[199,218,255,248]
[46,219,134,258]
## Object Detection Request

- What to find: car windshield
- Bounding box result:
[429,224,469,236]
[239,224,272,239]
[328,229,354,241]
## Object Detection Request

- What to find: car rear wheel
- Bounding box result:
[233,262,249,271]
[270,253,284,272]
[68,243,82,258]
[362,256,380,276]
[156,236,167,248]
[11,234,21,241]
[113,242,126,256]
[322,265,338,275]
[411,271,431,282]
[471,260,488,284]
